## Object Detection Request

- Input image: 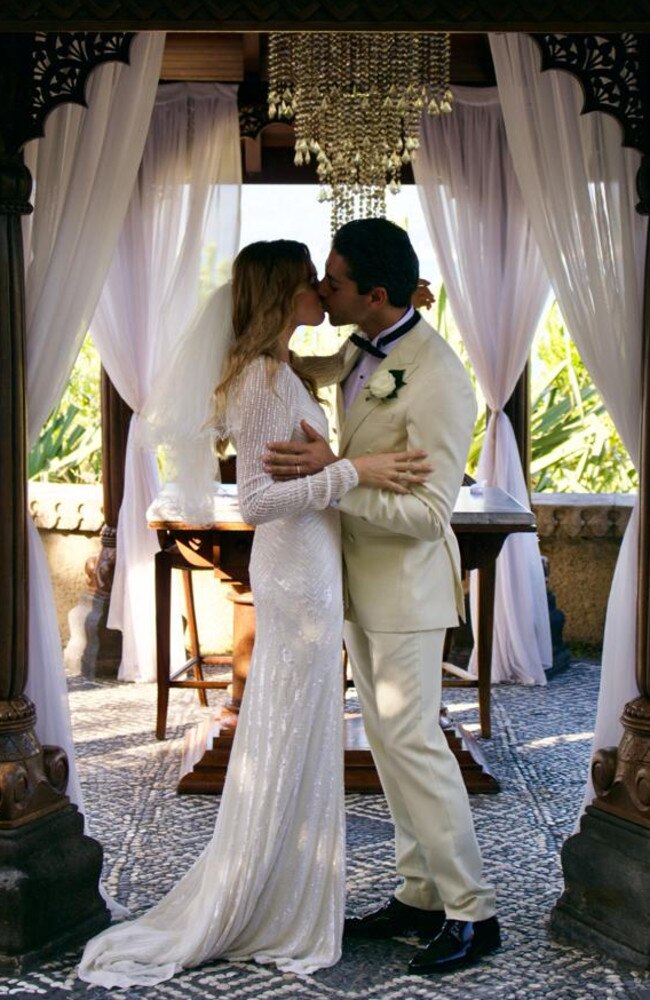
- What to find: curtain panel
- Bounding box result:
[91,82,242,683]
[490,32,646,806]
[414,86,552,685]
[23,31,166,908]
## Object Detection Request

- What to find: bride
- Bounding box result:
[78,239,430,988]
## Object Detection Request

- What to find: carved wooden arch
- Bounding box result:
[0,3,649,31]
[531,33,650,211]
[1,32,135,156]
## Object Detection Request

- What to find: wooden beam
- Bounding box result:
[161,33,244,81]
[0,5,648,31]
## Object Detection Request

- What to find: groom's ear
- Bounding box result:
[368,286,388,308]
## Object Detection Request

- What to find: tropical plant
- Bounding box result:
[464,300,637,493]
[29,402,101,482]
[28,333,102,483]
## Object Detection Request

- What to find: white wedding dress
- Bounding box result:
[78,358,359,988]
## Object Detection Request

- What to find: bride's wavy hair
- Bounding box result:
[212,239,321,454]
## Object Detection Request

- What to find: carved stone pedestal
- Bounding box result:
[64,525,121,679]
[552,696,650,967]
[551,805,650,967]
[66,590,122,678]
[0,802,109,972]
[0,696,109,970]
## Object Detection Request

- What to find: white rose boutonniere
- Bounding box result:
[366,368,406,402]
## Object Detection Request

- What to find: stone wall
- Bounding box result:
[29,482,636,662]
[28,482,233,663]
[534,494,634,649]
[29,483,103,646]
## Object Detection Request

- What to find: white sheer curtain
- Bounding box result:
[414,86,552,685]
[91,82,241,683]
[22,33,165,905]
[490,33,646,803]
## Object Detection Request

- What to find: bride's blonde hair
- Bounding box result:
[212,240,320,453]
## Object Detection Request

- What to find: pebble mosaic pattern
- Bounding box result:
[2,664,650,1000]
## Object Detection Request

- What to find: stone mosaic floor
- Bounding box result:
[3,663,650,1000]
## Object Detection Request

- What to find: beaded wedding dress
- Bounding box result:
[78,358,359,988]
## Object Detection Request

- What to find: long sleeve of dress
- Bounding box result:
[232,358,358,526]
[291,343,348,388]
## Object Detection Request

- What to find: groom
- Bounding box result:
[264,218,499,974]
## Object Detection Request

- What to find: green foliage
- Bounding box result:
[463,297,637,493]
[29,334,102,483]
[530,305,636,493]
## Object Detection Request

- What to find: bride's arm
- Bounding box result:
[290,343,348,388]
[234,358,358,526]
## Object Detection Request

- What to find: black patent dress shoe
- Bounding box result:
[344,897,446,940]
[408,916,501,974]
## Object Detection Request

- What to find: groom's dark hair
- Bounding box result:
[332,218,419,308]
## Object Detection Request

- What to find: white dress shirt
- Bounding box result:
[342,306,416,412]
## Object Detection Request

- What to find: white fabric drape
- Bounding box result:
[22,33,165,906]
[414,86,552,685]
[91,83,241,683]
[490,33,646,803]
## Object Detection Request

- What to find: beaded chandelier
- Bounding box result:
[268,32,453,231]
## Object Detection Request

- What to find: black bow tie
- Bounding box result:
[349,310,420,359]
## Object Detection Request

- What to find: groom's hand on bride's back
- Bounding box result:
[263,420,336,479]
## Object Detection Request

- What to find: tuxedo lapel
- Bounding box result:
[340,338,362,381]
[335,337,362,430]
[339,321,429,453]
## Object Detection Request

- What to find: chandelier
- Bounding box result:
[268,32,452,230]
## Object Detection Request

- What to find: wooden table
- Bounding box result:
[449,486,537,738]
[150,485,536,795]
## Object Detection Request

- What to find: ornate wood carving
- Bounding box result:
[0,3,649,30]
[30,33,134,141]
[1,32,134,155]
[0,698,68,826]
[531,32,650,212]
[239,100,269,140]
[592,698,650,830]
[532,33,645,151]
[84,527,117,598]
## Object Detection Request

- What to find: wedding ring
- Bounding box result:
[296,463,301,477]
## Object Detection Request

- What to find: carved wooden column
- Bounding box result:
[66,370,131,677]
[0,135,108,975]
[0,30,137,968]
[533,33,650,967]
[503,362,531,494]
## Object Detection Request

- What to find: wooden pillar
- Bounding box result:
[503,362,531,494]
[550,147,650,966]
[0,143,109,969]
[0,30,132,968]
[65,370,131,677]
[101,368,132,534]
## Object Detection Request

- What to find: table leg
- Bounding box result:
[477,561,496,739]
[155,551,171,740]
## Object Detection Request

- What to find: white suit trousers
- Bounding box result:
[344,623,496,921]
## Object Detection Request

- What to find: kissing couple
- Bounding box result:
[79,218,499,989]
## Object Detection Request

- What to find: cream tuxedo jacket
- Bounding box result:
[298,317,477,632]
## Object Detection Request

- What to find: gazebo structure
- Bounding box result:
[1,1,650,973]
